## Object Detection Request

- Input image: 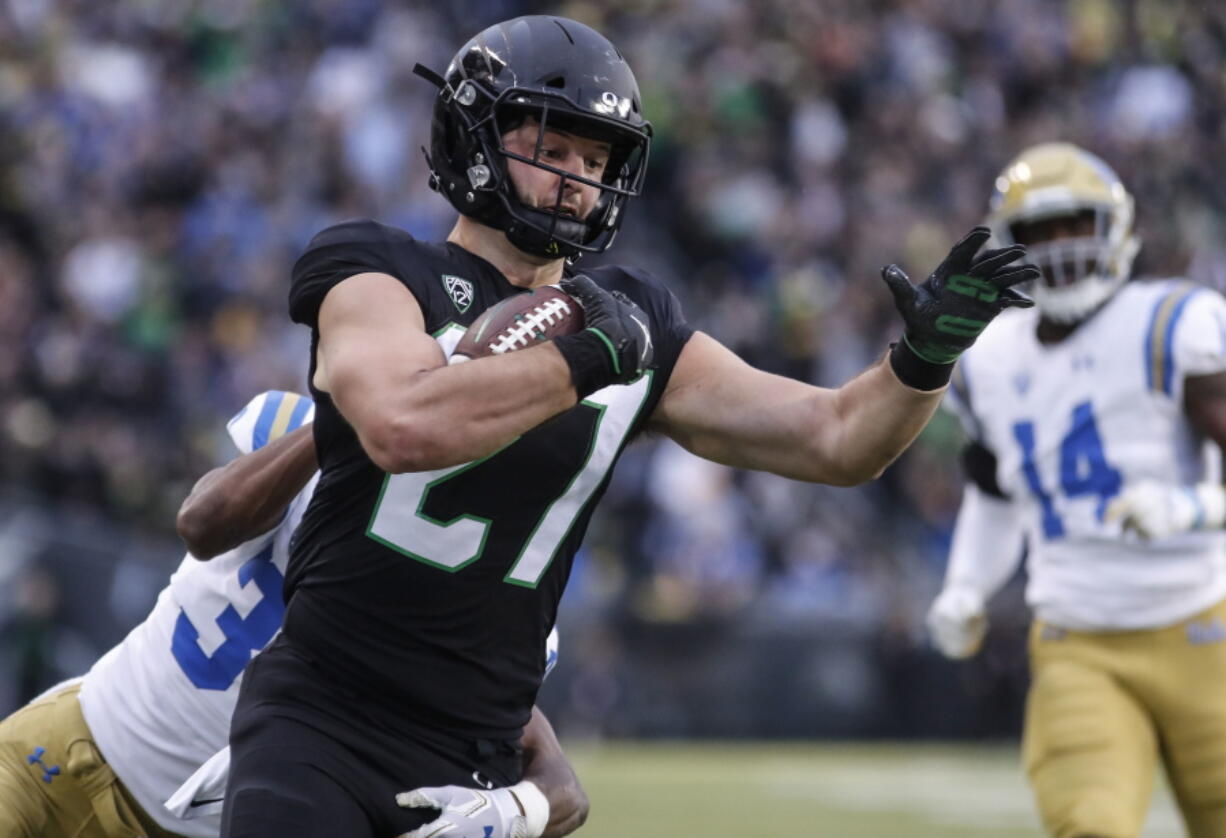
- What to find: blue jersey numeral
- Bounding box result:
[1013,421,1063,538]
[1013,401,1122,539]
[170,544,285,690]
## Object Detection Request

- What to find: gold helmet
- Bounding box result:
[987,142,1140,323]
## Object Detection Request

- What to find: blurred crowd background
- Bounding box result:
[0,0,1223,737]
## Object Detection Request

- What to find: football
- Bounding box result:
[450,285,584,362]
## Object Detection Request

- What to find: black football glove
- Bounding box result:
[883,226,1038,388]
[554,274,655,399]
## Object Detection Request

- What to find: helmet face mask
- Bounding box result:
[988,143,1140,324]
[419,16,652,260]
[489,95,649,250]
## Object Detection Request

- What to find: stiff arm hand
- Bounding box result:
[883,227,1037,386]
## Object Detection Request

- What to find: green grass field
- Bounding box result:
[563,742,1183,837]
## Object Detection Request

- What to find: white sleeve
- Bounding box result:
[226,391,315,455]
[1174,288,1226,379]
[944,484,1026,600]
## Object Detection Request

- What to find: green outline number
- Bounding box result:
[367,449,502,571]
[366,368,653,584]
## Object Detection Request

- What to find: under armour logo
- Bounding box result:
[1013,371,1031,396]
[27,747,60,783]
[1187,618,1226,645]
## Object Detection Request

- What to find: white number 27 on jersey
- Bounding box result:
[366,375,651,587]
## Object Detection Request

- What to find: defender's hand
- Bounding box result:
[883,227,1038,365]
[1106,480,1226,540]
[927,586,988,659]
[396,781,550,838]
[555,274,654,398]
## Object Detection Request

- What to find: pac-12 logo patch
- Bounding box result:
[442,275,474,313]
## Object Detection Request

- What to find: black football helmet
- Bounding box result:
[414,16,651,259]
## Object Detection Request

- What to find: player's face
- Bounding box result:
[1010,209,1098,289]
[501,117,610,222]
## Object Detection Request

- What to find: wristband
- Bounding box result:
[1193,483,1226,531]
[554,331,616,399]
[889,337,955,391]
[509,780,550,838]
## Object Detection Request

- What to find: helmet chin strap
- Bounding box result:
[505,207,591,258]
[502,173,594,259]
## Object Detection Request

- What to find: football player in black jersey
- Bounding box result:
[220,15,1038,838]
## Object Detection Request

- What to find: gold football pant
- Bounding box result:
[1025,596,1226,838]
[0,682,184,838]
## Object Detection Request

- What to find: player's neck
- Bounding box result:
[447,217,565,289]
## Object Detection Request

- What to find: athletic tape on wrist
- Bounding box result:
[1185,486,1206,530]
[1195,483,1226,531]
[554,330,617,399]
[889,339,954,391]
[509,780,550,838]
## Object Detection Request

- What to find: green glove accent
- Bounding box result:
[881,228,1039,372]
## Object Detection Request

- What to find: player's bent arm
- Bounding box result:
[649,332,943,486]
[1108,371,1226,538]
[1187,371,1226,527]
[1185,371,1226,452]
[394,705,578,838]
[176,424,318,559]
[928,482,1026,659]
[315,272,578,473]
[943,483,1025,598]
[522,706,588,837]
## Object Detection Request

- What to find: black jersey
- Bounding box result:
[285,219,693,738]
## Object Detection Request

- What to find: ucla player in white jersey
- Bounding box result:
[0,390,582,838]
[928,142,1226,838]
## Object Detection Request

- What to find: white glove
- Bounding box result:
[396,780,549,838]
[1106,480,1226,540]
[927,586,988,659]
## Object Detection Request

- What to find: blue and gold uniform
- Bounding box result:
[936,142,1226,838]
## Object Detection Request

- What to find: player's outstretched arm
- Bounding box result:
[315,272,649,473]
[176,424,317,559]
[1107,370,1226,538]
[651,228,1037,485]
[394,707,580,838]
